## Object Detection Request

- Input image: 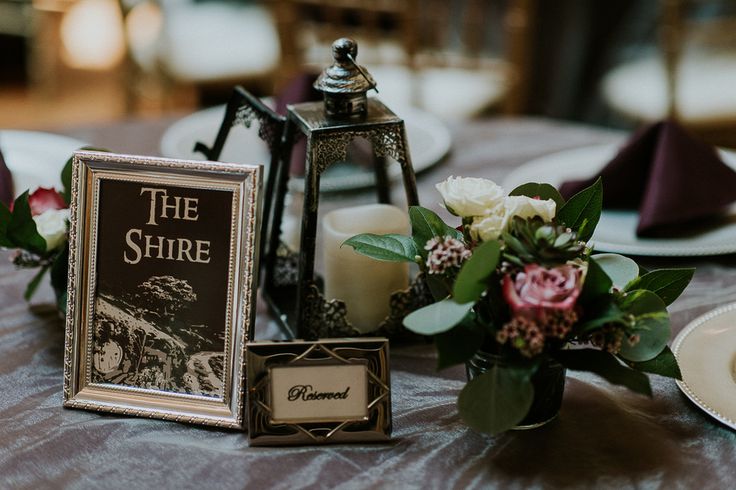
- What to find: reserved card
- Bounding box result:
[246,338,391,445]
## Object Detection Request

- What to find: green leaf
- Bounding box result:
[592,253,640,290]
[24,265,50,301]
[63,147,109,204]
[50,245,69,294]
[343,233,418,262]
[403,298,474,335]
[554,348,652,396]
[557,177,602,241]
[509,182,565,208]
[435,320,485,370]
[576,300,625,334]
[409,206,462,255]
[625,346,681,380]
[618,290,671,362]
[452,240,501,303]
[61,155,74,205]
[580,256,613,302]
[458,364,535,435]
[625,268,695,306]
[56,289,68,316]
[426,274,452,301]
[7,192,47,254]
[0,201,12,247]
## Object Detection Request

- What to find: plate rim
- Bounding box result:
[159,101,452,192]
[672,302,736,430]
[503,143,736,257]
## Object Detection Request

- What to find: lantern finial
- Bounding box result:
[314,38,377,118]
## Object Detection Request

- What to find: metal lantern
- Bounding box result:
[196,38,433,340]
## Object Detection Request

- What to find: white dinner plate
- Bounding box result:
[0,130,88,196]
[502,144,736,256]
[672,303,736,431]
[160,101,452,192]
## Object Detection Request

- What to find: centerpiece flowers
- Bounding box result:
[0,153,84,313]
[345,176,694,435]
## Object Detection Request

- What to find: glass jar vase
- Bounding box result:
[466,351,566,429]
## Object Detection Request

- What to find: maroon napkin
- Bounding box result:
[275,73,375,177]
[0,147,13,207]
[559,120,736,237]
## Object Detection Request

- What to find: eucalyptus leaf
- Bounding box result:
[403,298,474,335]
[592,253,640,290]
[625,346,681,380]
[618,290,670,362]
[554,348,652,396]
[556,177,602,241]
[24,265,50,301]
[509,183,565,208]
[457,364,535,435]
[435,320,485,370]
[7,192,47,255]
[579,256,613,302]
[625,268,695,306]
[409,206,462,255]
[453,240,501,303]
[343,233,418,262]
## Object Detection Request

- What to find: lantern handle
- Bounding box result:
[346,52,379,94]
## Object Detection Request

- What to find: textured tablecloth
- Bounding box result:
[2,117,736,489]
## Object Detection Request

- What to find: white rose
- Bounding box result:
[435,176,505,217]
[469,207,506,242]
[33,208,70,251]
[503,195,556,224]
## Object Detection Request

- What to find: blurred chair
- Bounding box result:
[601,0,736,146]
[120,0,281,112]
[271,0,534,120]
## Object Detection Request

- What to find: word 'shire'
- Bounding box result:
[123,187,212,265]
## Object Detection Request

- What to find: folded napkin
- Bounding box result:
[275,73,374,176]
[559,120,736,237]
[0,147,13,207]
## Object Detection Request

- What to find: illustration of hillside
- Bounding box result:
[91,276,225,398]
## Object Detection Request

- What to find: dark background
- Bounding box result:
[95,179,234,331]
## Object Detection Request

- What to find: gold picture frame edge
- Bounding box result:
[62,151,263,430]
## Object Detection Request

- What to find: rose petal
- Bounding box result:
[28,187,66,216]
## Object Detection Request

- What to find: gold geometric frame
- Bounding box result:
[247,338,391,445]
[63,151,262,429]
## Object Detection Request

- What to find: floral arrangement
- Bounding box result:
[0,155,76,313]
[345,176,694,435]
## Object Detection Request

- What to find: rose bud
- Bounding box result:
[28,187,66,216]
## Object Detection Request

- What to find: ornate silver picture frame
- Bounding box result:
[247,338,391,445]
[63,151,261,429]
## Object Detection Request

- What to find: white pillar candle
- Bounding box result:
[323,204,410,333]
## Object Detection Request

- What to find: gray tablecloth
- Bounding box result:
[2,117,735,489]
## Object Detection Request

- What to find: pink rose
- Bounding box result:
[28,187,66,216]
[503,264,581,321]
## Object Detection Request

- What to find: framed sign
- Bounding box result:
[63,151,261,429]
[246,338,391,445]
